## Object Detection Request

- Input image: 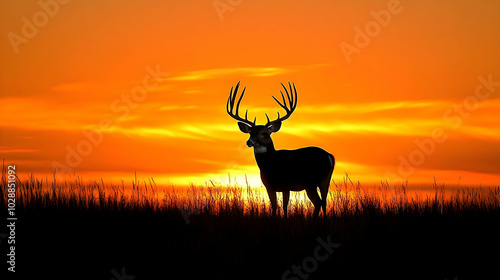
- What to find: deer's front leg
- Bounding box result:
[266,188,277,217]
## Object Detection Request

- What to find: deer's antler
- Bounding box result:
[226,81,256,127]
[265,82,297,126]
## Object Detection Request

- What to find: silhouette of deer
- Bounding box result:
[227,81,335,218]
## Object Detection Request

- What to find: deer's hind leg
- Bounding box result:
[305,188,322,218]
[319,155,335,217]
[319,173,332,217]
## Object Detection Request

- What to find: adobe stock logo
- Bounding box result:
[384,74,500,185]
[213,0,243,21]
[339,0,404,63]
[7,0,70,54]
[51,65,168,178]
[282,235,340,280]
[110,267,135,280]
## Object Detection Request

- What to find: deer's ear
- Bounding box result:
[238,122,252,133]
[267,121,281,133]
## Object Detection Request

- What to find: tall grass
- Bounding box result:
[2,167,500,279]
[2,168,499,219]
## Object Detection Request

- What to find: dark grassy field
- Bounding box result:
[1,171,500,280]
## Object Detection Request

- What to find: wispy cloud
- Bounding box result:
[51,81,115,92]
[167,67,290,81]
[298,101,444,114]
[159,105,197,111]
[283,119,443,137]
[0,148,37,153]
[111,123,236,141]
[165,64,329,81]
[114,127,205,140]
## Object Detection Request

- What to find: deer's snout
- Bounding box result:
[246,139,256,147]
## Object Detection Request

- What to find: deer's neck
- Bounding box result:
[253,142,276,169]
[253,142,275,154]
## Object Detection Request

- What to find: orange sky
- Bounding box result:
[1,0,500,187]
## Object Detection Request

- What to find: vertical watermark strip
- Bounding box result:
[6,165,17,273]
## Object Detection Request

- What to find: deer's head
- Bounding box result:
[227,82,297,153]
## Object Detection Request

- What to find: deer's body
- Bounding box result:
[255,147,334,192]
[227,82,335,218]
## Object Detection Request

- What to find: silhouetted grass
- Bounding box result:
[1,168,499,280]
